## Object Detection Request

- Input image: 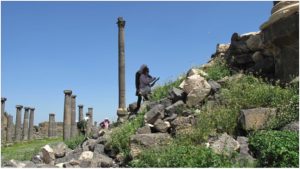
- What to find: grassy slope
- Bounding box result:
[1,137,63,162]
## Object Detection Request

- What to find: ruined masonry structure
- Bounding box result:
[15,105,23,142]
[63,90,72,140]
[116,17,129,122]
[71,95,77,137]
[22,107,30,140]
[88,107,93,127]
[28,107,35,140]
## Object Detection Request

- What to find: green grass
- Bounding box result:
[110,111,145,158]
[129,143,234,167]
[1,137,63,162]
[64,134,86,150]
[249,130,299,167]
[204,57,231,81]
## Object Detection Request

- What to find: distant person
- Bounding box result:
[100,118,110,129]
[134,64,159,113]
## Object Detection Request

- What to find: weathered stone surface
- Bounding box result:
[5,159,29,168]
[239,108,277,131]
[130,133,172,157]
[210,133,240,156]
[216,43,230,54]
[234,53,253,64]
[41,145,55,165]
[183,74,208,94]
[245,32,263,51]
[52,142,67,158]
[36,164,58,168]
[31,153,43,164]
[158,98,173,108]
[281,121,299,132]
[144,104,165,124]
[251,51,264,63]
[207,80,221,93]
[55,148,83,164]
[82,139,97,151]
[154,119,170,133]
[79,151,93,161]
[55,163,64,168]
[186,68,199,77]
[92,153,113,168]
[163,113,178,122]
[169,87,186,103]
[171,116,195,133]
[186,86,211,107]
[236,136,256,165]
[165,100,185,116]
[136,125,152,134]
[94,144,105,154]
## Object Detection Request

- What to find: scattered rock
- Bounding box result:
[281,121,299,132]
[128,102,138,113]
[187,68,199,77]
[79,151,93,161]
[31,154,43,164]
[158,98,173,108]
[136,125,152,134]
[93,153,113,168]
[154,119,170,133]
[81,139,97,151]
[165,100,185,116]
[210,133,240,156]
[52,142,67,158]
[239,107,277,131]
[163,113,178,122]
[168,87,186,103]
[94,144,105,154]
[216,43,230,54]
[171,116,195,134]
[41,145,55,165]
[144,104,165,124]
[207,80,221,93]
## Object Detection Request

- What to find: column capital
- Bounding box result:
[16,105,23,109]
[1,97,7,102]
[30,107,35,111]
[24,107,30,111]
[117,17,126,28]
[88,107,93,111]
[71,95,77,98]
[78,104,84,108]
[49,113,55,116]
[64,90,72,95]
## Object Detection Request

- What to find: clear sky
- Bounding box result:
[1,1,272,125]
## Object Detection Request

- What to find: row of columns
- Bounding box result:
[63,90,94,140]
[1,97,35,143]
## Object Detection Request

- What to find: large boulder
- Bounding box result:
[82,139,97,151]
[245,32,263,51]
[94,144,105,155]
[210,133,240,156]
[144,104,165,124]
[79,151,93,161]
[239,108,277,131]
[55,148,83,164]
[130,133,172,158]
[236,136,256,165]
[183,74,209,94]
[41,145,55,165]
[136,125,152,134]
[170,116,195,135]
[4,159,35,168]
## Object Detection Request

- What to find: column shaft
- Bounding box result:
[71,95,77,137]
[48,114,56,137]
[28,108,35,140]
[15,105,23,142]
[63,90,72,140]
[22,107,30,140]
[1,97,7,144]
[78,105,84,122]
[117,17,126,109]
[6,115,13,143]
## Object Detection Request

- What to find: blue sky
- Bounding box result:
[1,1,272,125]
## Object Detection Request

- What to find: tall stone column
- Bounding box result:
[63,90,72,140]
[88,108,93,127]
[6,115,13,143]
[85,113,91,136]
[78,105,84,122]
[116,17,128,122]
[15,105,23,142]
[71,95,77,137]
[48,113,56,137]
[1,97,7,144]
[22,107,30,141]
[28,107,35,140]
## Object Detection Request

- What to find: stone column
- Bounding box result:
[94,121,97,126]
[22,107,30,141]
[85,113,91,136]
[1,97,7,144]
[71,95,77,137]
[78,105,84,122]
[63,90,72,140]
[6,115,13,143]
[48,113,56,137]
[15,105,23,142]
[116,17,128,121]
[28,107,35,140]
[88,108,93,127]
